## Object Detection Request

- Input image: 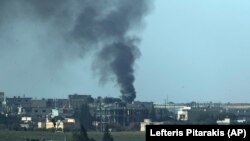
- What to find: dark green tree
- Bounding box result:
[74,103,93,130]
[148,106,156,121]
[80,103,93,129]
[102,125,114,141]
[72,124,96,141]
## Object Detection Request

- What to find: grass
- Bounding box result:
[0,130,145,141]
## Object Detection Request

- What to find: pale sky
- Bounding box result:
[1,0,250,103]
[137,0,250,103]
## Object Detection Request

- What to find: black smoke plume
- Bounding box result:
[95,39,140,103]
[0,0,151,103]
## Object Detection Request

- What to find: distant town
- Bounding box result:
[0,91,250,132]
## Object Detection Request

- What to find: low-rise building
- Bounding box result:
[31,99,47,108]
[68,94,93,109]
[140,119,164,132]
[217,118,230,125]
[177,106,191,121]
[6,96,32,114]
[20,116,33,129]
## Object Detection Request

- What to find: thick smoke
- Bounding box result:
[95,40,140,103]
[0,0,151,103]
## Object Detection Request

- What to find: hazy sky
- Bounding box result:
[137,0,250,103]
[1,0,250,103]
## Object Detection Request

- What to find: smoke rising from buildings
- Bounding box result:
[0,0,151,102]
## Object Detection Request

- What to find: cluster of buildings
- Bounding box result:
[1,91,250,132]
[0,92,80,130]
[0,92,158,131]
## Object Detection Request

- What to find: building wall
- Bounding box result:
[68,94,92,109]
[31,100,47,108]
[31,107,52,120]
[6,97,32,108]
[96,103,149,127]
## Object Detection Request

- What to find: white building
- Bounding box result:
[177,106,191,121]
[217,118,230,125]
[140,119,164,132]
